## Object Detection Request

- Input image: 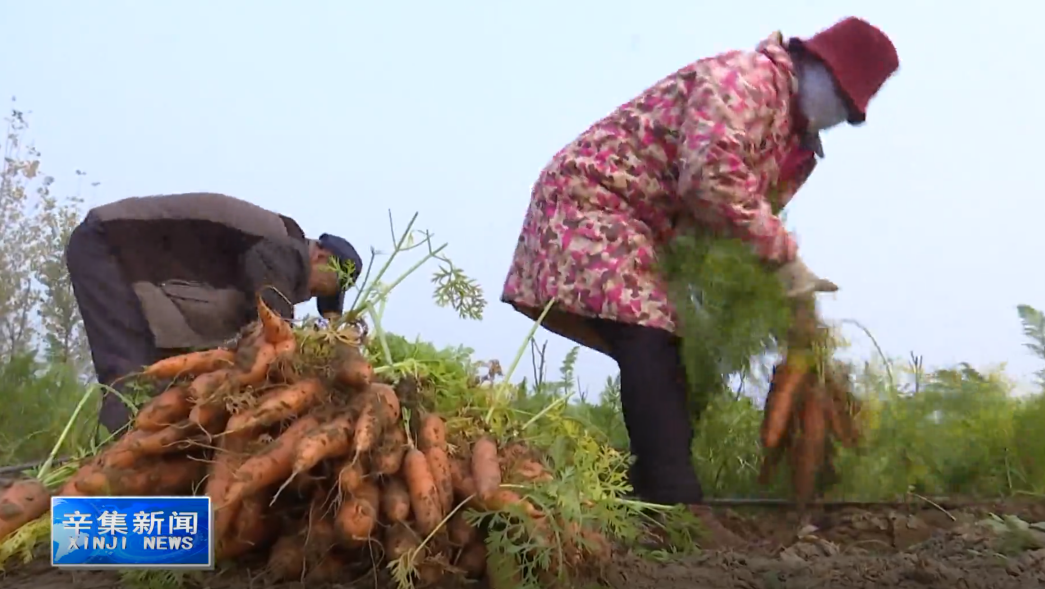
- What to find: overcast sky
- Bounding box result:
[2,0,1042,395]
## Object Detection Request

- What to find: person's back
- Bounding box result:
[67,192,362,433]
[87,192,310,349]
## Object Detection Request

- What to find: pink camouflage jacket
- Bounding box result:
[502,32,819,348]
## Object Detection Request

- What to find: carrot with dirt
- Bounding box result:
[369,382,400,421]
[129,421,195,455]
[292,415,354,476]
[790,392,828,507]
[382,521,420,561]
[456,541,487,578]
[449,457,477,502]
[379,476,411,523]
[267,534,306,582]
[334,344,372,389]
[187,368,236,401]
[335,479,380,545]
[761,355,810,449]
[470,436,502,500]
[96,430,153,470]
[223,414,323,506]
[0,479,50,541]
[76,456,206,496]
[218,493,276,559]
[235,342,279,388]
[424,445,454,515]
[446,512,477,546]
[402,448,443,535]
[348,396,381,459]
[371,426,407,476]
[480,488,543,518]
[215,414,323,542]
[224,379,326,436]
[142,348,235,379]
[337,458,367,494]
[135,386,192,431]
[417,413,446,451]
[257,294,294,344]
[188,402,229,434]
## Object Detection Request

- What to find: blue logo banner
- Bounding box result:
[50,496,213,569]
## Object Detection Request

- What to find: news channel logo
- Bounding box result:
[50,496,213,569]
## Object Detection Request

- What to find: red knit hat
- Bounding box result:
[791,17,899,124]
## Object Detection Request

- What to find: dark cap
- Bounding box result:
[316,233,363,317]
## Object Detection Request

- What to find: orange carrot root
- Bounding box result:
[335,479,380,546]
[135,386,191,431]
[402,448,443,536]
[470,436,502,500]
[424,446,454,515]
[380,476,412,523]
[225,379,326,435]
[0,479,50,541]
[257,294,295,344]
[417,414,447,451]
[142,349,235,379]
[292,415,353,475]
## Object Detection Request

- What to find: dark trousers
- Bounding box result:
[587,317,704,505]
[66,213,171,433]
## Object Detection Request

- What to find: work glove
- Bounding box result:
[775,257,839,299]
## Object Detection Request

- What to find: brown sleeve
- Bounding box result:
[240,237,310,320]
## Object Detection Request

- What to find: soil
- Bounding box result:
[3,499,1044,589]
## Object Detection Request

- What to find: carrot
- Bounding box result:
[417,414,447,451]
[790,393,827,507]
[76,456,206,496]
[349,397,381,459]
[225,382,321,437]
[335,479,380,546]
[761,356,809,449]
[514,458,552,484]
[337,458,367,494]
[93,430,146,470]
[382,521,419,560]
[456,541,487,578]
[129,422,194,455]
[135,386,191,431]
[142,348,235,379]
[424,446,454,515]
[0,479,50,541]
[449,458,477,502]
[187,368,235,401]
[188,402,228,434]
[470,436,502,500]
[371,426,407,476]
[380,476,411,523]
[218,492,275,559]
[334,345,372,390]
[270,338,299,383]
[267,534,306,582]
[57,464,97,497]
[306,553,349,582]
[402,448,442,535]
[480,488,542,518]
[292,415,354,476]
[257,294,294,344]
[205,449,244,532]
[369,383,400,422]
[224,379,326,436]
[223,414,323,508]
[303,494,338,563]
[446,512,477,546]
[236,343,278,388]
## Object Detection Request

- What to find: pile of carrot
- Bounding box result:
[0,296,608,586]
[758,351,863,506]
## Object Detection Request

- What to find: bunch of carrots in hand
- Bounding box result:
[758,300,863,507]
[0,296,608,586]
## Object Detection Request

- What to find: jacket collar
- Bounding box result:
[758,32,826,159]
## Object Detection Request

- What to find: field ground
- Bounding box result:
[3,500,1043,589]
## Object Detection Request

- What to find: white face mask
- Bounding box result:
[797,60,849,133]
